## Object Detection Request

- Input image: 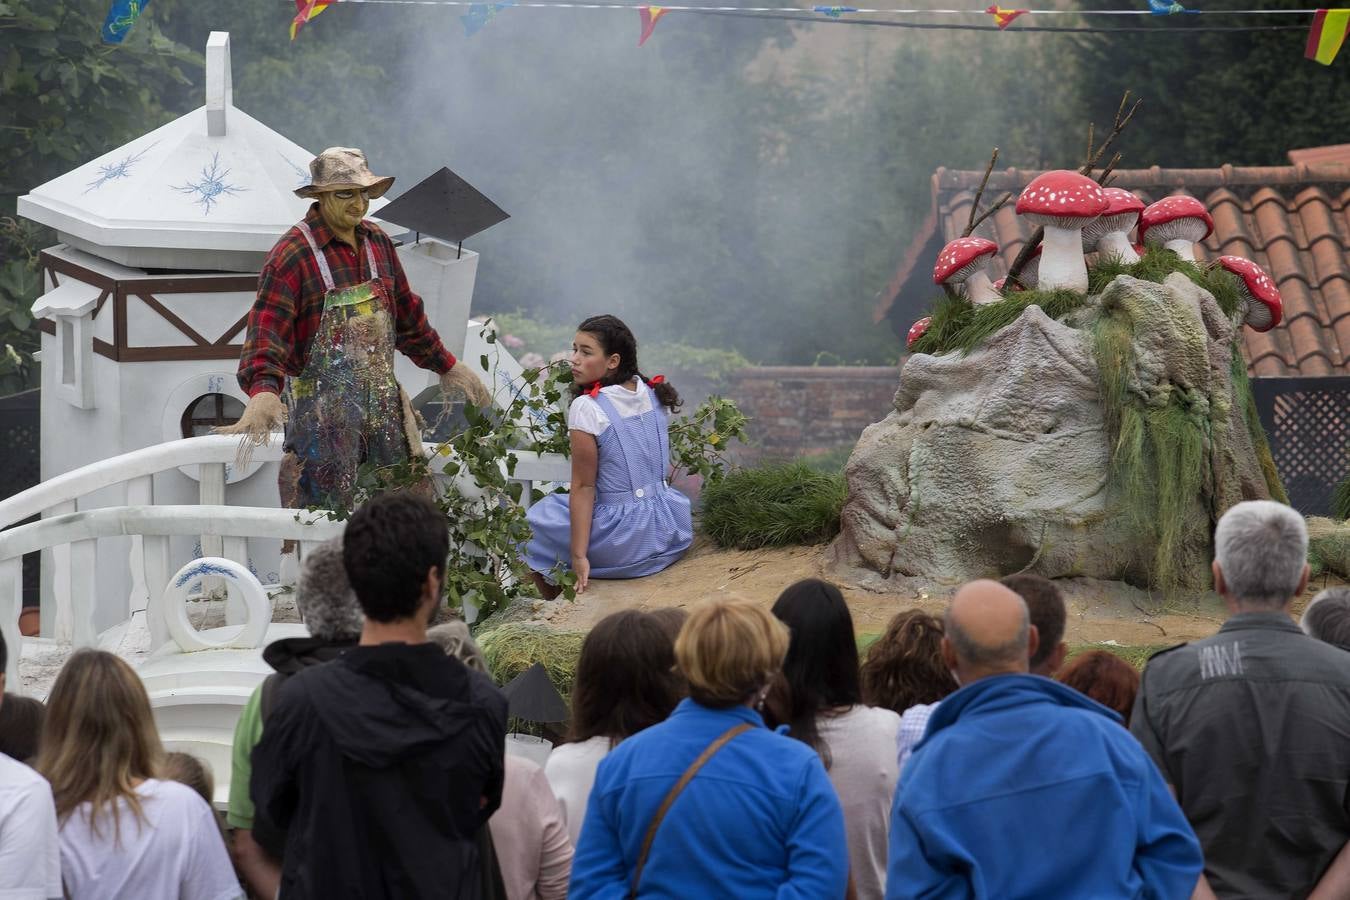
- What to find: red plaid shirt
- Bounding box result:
[237,204,457,396]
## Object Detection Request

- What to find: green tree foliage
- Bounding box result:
[1069,0,1350,165]
[0,0,198,392]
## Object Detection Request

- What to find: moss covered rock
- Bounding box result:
[833,269,1281,599]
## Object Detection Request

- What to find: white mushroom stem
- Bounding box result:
[1096,230,1140,264]
[1037,224,1089,292]
[1164,237,1198,260]
[963,269,1001,304]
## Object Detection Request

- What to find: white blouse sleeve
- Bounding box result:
[567,395,610,436]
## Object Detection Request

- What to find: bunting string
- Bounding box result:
[297,0,1324,13]
[278,0,1340,57]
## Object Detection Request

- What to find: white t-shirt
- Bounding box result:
[567,383,653,437]
[58,779,241,900]
[0,753,61,900]
[543,735,612,846]
[816,705,902,900]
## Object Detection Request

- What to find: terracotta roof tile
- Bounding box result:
[879,162,1350,376]
[1289,144,1350,166]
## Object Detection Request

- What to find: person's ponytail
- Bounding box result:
[638,372,682,414]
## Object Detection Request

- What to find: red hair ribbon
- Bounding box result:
[585,382,602,398]
[646,375,666,386]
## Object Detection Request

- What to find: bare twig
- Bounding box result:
[967,191,1013,234]
[1085,93,1141,176]
[1085,122,1095,170]
[963,147,1000,237]
[1096,151,1123,186]
[1007,90,1142,284]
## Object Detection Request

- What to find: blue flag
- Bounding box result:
[1147,0,1198,14]
[461,0,516,36]
[102,0,150,43]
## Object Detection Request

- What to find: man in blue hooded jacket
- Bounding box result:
[886,580,1202,900]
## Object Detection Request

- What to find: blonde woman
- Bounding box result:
[37,650,241,899]
[570,598,848,899]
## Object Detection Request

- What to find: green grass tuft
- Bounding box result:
[1334,478,1350,522]
[908,289,1089,356]
[1229,347,1288,504]
[701,462,847,549]
[477,623,586,700]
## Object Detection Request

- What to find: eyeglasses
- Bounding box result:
[332,189,373,200]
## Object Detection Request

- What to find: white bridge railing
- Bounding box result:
[0,434,571,689]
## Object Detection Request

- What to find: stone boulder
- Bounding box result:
[831,273,1275,592]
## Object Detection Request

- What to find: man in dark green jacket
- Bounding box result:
[1132,500,1350,899]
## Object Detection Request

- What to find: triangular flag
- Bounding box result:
[290,0,334,41]
[102,0,151,44]
[813,5,859,16]
[638,6,669,46]
[985,5,1030,29]
[1306,9,1350,65]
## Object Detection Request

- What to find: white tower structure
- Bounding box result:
[17,32,481,635]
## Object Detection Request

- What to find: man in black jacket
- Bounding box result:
[251,492,508,898]
[229,538,363,897]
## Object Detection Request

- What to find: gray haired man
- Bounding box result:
[1303,586,1350,652]
[227,539,363,898]
[1131,501,1350,898]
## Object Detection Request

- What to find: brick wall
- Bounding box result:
[722,366,900,459]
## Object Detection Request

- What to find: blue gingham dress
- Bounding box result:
[524,386,693,580]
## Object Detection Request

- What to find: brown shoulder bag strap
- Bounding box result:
[629,721,754,899]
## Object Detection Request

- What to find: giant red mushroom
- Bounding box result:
[1081,187,1145,263]
[1214,256,1282,332]
[907,316,932,349]
[934,236,1001,304]
[1014,170,1108,292]
[1139,196,1213,261]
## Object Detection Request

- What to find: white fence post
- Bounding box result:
[142,535,171,650]
[199,463,226,600]
[0,558,21,693]
[126,475,153,620]
[70,539,97,648]
[49,500,74,642]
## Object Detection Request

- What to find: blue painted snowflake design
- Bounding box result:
[84,141,158,193]
[173,152,246,215]
[281,152,311,189]
[174,560,238,589]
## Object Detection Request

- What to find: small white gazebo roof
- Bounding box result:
[18,33,329,272]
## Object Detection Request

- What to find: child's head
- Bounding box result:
[0,693,46,764]
[571,314,681,412]
[162,751,214,807]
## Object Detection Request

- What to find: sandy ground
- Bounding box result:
[546,537,1340,645]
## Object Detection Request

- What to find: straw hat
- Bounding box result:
[294,147,395,199]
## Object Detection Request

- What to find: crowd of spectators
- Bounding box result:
[1,496,1350,898]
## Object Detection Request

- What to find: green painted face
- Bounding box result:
[318,188,370,236]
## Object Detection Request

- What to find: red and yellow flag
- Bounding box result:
[638,6,669,46]
[1306,9,1350,65]
[986,4,1029,28]
[291,0,334,40]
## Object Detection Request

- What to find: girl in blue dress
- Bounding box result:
[525,315,693,598]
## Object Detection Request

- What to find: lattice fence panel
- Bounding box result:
[0,389,40,607]
[1251,377,1350,517]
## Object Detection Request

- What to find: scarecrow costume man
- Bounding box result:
[223,147,490,510]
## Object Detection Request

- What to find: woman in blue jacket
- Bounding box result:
[569,597,849,899]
